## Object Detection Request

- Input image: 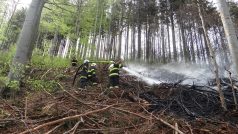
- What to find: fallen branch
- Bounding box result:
[71,120,81,134]
[226,69,238,109]
[19,105,113,134]
[139,104,185,134]
[63,89,87,105]
[86,103,154,121]
[24,97,27,120]
[45,123,64,134]
[63,120,82,134]
[41,68,52,79]
[175,123,178,134]
[77,123,145,133]
[111,107,151,120]
[153,115,184,134]
[63,89,95,109]
[57,83,94,109]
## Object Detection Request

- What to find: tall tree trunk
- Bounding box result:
[96,0,104,59]
[198,33,206,62]
[125,24,129,60]
[62,37,70,58]
[109,36,114,59]
[132,24,136,60]
[137,0,142,60]
[218,27,229,65]
[113,36,117,59]
[180,22,189,63]
[178,27,183,62]
[7,0,46,84]
[57,39,65,57]
[170,9,177,62]
[137,24,142,60]
[217,0,238,73]
[167,23,171,62]
[146,19,150,62]
[90,0,100,58]
[189,26,195,63]
[161,25,166,64]
[197,0,227,111]
[75,38,80,57]
[49,31,58,56]
[83,44,88,59]
[202,31,210,63]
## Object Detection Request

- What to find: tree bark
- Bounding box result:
[90,0,100,58]
[197,0,227,111]
[170,9,177,62]
[217,0,238,74]
[7,0,46,83]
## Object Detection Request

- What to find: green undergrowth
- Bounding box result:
[26,79,61,92]
[0,46,16,64]
[0,76,8,88]
[31,54,70,69]
[0,47,74,94]
[0,47,103,93]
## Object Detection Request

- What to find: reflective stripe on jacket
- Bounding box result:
[109,64,123,77]
[71,59,77,64]
[88,66,96,78]
[79,65,88,79]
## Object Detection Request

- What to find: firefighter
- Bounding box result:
[108,61,123,89]
[71,56,78,67]
[88,63,98,85]
[78,60,89,89]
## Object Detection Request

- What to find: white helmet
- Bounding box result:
[91,63,96,66]
[83,59,89,64]
[109,64,114,69]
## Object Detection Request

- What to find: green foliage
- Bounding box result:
[0,8,26,50]
[0,76,20,91]
[27,79,61,92]
[0,76,7,88]
[39,0,112,46]
[55,73,67,80]
[9,62,26,81]
[31,54,70,68]
[0,45,16,64]
[0,63,9,76]
[0,46,14,75]
[40,0,75,35]
[0,24,7,41]
[6,80,20,91]
[229,1,238,26]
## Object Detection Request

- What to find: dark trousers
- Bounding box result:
[109,76,119,87]
[79,78,87,88]
[88,76,98,85]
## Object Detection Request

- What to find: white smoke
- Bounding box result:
[124,62,236,86]
[122,67,162,85]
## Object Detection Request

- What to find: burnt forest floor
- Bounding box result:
[1,64,238,134]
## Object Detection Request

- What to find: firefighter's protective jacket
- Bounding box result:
[88,66,96,78]
[71,58,77,66]
[78,64,88,79]
[109,63,123,77]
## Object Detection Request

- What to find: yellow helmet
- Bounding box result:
[91,63,97,66]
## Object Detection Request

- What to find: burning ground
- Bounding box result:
[0,64,238,134]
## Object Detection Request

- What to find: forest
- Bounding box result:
[0,0,238,133]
